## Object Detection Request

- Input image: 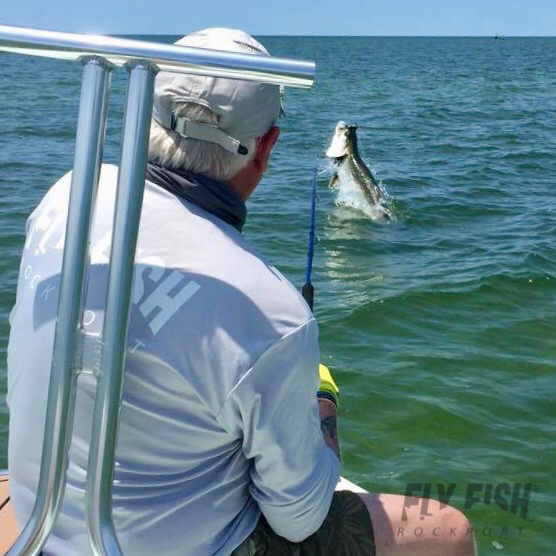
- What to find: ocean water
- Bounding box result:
[1,36,555,554]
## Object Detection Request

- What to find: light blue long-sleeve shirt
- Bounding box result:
[7,165,340,555]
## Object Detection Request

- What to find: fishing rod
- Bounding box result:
[301,164,318,311]
[301,165,340,409]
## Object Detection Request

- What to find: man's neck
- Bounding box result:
[226,162,260,202]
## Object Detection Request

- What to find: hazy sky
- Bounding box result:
[0,0,554,36]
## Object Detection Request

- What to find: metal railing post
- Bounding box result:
[7,56,112,556]
[85,60,157,556]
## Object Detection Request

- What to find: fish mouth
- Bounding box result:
[325,132,348,158]
[325,121,356,158]
[325,149,346,161]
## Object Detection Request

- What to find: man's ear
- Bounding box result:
[253,126,280,175]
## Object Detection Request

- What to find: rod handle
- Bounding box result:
[301,282,314,311]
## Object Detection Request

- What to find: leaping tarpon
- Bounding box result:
[325,121,392,221]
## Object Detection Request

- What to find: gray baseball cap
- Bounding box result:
[152,28,282,156]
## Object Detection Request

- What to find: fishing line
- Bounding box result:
[301,163,318,311]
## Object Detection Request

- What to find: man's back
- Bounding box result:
[8,164,339,555]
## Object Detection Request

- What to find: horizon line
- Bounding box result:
[2,23,553,38]
[119,33,556,38]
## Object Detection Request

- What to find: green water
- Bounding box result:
[1,37,555,554]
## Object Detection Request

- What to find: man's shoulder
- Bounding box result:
[232,249,313,333]
[198,223,312,333]
[136,174,313,336]
[144,218,312,338]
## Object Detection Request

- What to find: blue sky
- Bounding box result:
[0,0,554,36]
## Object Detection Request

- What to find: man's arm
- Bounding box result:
[218,319,340,543]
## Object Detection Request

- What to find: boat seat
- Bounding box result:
[0,473,19,556]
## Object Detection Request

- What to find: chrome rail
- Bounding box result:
[7,56,113,556]
[86,60,157,556]
[0,24,315,87]
[1,23,315,556]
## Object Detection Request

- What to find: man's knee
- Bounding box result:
[441,505,476,555]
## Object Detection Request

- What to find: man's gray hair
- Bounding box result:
[147,103,256,181]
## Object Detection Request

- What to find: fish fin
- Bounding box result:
[329,173,339,189]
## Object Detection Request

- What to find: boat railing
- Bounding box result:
[0,24,315,556]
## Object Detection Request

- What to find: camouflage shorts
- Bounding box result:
[232,491,376,556]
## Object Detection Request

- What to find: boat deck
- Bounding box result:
[0,473,18,555]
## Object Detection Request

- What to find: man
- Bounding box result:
[7,28,476,555]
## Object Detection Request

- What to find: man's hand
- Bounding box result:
[317,363,339,407]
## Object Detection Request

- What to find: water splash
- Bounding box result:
[324,159,395,221]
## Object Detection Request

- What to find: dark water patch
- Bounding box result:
[494,150,555,162]
[430,142,498,154]
[5,126,76,139]
[0,160,47,172]
[514,162,548,172]
[463,184,514,197]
